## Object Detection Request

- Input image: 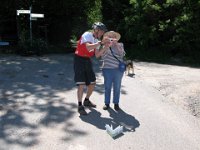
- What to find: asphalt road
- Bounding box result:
[0,54,200,150]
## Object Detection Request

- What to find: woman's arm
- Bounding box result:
[115,42,125,56]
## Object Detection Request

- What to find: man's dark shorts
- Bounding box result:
[74,55,96,85]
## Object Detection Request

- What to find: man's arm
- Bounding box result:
[85,41,101,51]
[95,45,108,58]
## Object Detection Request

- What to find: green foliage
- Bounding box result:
[18,29,47,56]
[120,0,200,64]
[87,0,102,25]
[0,0,200,64]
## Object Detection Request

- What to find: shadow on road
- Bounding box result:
[79,107,140,134]
[0,110,39,147]
[0,54,89,147]
[0,53,130,147]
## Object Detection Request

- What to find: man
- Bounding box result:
[74,22,108,115]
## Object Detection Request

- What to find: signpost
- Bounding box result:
[31,13,44,18]
[29,6,32,45]
[17,10,30,16]
[16,6,44,45]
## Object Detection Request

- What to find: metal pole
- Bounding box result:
[16,10,20,44]
[16,2,20,46]
[30,5,32,46]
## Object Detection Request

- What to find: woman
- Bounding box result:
[100,31,125,110]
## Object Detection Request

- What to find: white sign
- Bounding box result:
[31,13,44,18]
[31,18,37,21]
[17,10,30,16]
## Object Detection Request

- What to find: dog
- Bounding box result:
[125,60,135,76]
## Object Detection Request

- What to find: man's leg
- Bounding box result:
[77,84,85,103]
[83,58,96,107]
[83,83,96,107]
[85,83,95,99]
[77,84,87,115]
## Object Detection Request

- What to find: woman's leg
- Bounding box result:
[113,69,123,104]
[102,69,113,105]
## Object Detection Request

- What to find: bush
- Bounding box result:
[18,30,47,56]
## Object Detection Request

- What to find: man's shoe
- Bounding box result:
[103,104,110,110]
[78,106,87,115]
[114,104,120,111]
[83,100,96,107]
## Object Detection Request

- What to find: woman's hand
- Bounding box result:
[101,36,110,45]
[102,36,119,47]
[111,38,118,45]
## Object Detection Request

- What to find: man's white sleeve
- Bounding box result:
[81,32,93,44]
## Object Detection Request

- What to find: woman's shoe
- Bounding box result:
[103,104,110,110]
[114,104,120,111]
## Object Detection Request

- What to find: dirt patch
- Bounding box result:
[134,62,200,118]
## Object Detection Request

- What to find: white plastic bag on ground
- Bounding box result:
[105,124,123,138]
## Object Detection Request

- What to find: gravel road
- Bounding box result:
[134,61,200,118]
[0,54,200,150]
